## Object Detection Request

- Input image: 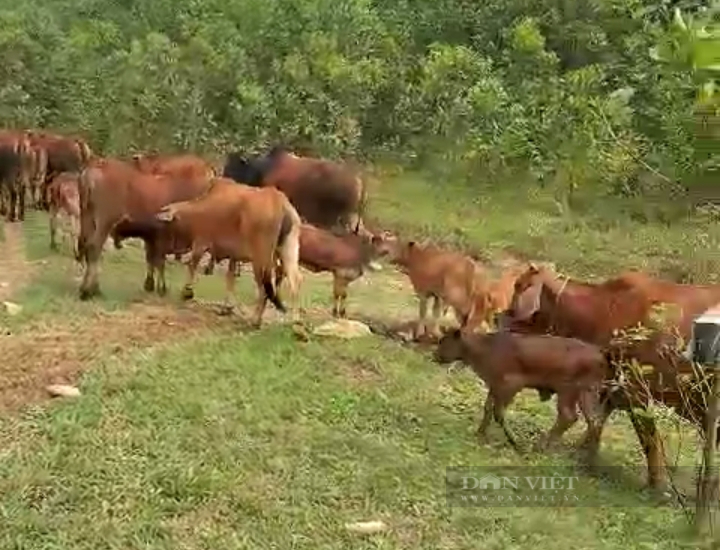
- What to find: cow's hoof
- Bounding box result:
[79,286,100,301]
[181,286,194,301]
[157,285,167,297]
[143,277,155,293]
[50,242,58,251]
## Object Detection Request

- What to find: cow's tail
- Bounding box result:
[76,167,96,262]
[275,199,302,310]
[354,173,367,234]
[77,140,93,165]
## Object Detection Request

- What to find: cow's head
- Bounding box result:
[222,151,265,186]
[506,262,550,321]
[434,328,467,365]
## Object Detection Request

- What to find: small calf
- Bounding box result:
[433,329,609,454]
[47,172,81,254]
[276,223,386,318]
[466,263,528,333]
[376,238,485,338]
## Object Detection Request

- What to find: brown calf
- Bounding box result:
[76,157,213,299]
[434,329,610,455]
[377,237,483,338]
[275,223,386,318]
[156,178,302,328]
[47,172,81,252]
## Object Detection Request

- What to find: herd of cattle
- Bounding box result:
[1,128,718,492]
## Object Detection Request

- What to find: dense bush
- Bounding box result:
[0,0,716,197]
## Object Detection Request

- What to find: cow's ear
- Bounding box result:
[528,261,539,273]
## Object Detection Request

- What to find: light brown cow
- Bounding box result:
[465,263,529,333]
[275,223,386,318]
[376,237,484,338]
[155,178,302,328]
[0,130,32,222]
[47,172,81,252]
[76,157,213,299]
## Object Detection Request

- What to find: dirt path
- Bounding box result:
[0,302,234,412]
[0,222,33,302]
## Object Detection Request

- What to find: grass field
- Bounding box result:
[0,169,713,549]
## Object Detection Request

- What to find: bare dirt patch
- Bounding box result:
[0,302,231,412]
[0,223,34,302]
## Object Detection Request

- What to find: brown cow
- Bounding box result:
[274,223,387,318]
[155,178,303,328]
[130,152,215,263]
[376,237,484,338]
[76,157,213,299]
[222,146,368,235]
[434,329,610,454]
[503,262,720,489]
[27,131,93,210]
[0,130,31,222]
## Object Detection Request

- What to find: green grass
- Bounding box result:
[0,170,713,549]
[369,171,720,281]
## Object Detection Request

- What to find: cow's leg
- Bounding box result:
[220,259,238,315]
[156,260,167,296]
[250,262,273,329]
[491,388,521,451]
[577,387,603,464]
[69,215,81,258]
[629,409,667,490]
[7,184,17,222]
[0,184,6,216]
[416,294,429,338]
[429,295,443,338]
[203,255,216,276]
[79,228,109,300]
[143,241,157,293]
[535,390,580,452]
[17,178,25,222]
[181,248,203,301]
[49,202,59,250]
[332,274,350,318]
[477,394,495,442]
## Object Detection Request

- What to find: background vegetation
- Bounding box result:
[0,0,716,205]
[0,1,719,548]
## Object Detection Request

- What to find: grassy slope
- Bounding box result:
[0,172,710,549]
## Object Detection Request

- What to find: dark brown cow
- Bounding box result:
[155,178,302,328]
[434,329,610,454]
[0,130,31,222]
[222,146,368,235]
[27,131,93,210]
[76,157,213,299]
[275,223,386,318]
[503,263,720,489]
